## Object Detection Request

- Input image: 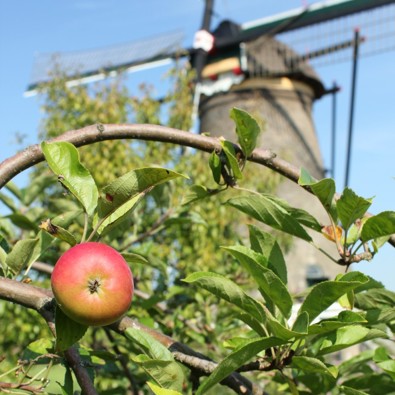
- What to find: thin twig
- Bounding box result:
[120,208,173,251]
[0,381,44,393]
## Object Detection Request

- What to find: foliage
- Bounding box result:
[37,65,134,187]
[0,67,394,395]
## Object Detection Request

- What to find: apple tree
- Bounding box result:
[0,67,394,394]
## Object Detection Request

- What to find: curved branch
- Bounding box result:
[0,123,276,189]
[0,277,262,395]
[0,123,393,246]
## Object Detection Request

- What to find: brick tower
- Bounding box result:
[198,25,341,293]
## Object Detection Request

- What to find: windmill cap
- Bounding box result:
[244,34,325,98]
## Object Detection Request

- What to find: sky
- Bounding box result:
[0,0,394,290]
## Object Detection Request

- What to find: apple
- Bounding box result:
[51,242,133,326]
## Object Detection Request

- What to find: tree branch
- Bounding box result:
[111,317,262,395]
[63,347,98,395]
[0,278,98,395]
[0,381,44,393]
[0,123,393,248]
[0,277,262,395]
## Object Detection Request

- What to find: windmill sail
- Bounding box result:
[25,30,185,96]
[25,0,395,95]
[274,1,395,68]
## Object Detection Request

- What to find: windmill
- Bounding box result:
[25,0,395,180]
[25,0,395,292]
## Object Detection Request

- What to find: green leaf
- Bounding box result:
[165,211,207,227]
[209,151,222,184]
[5,231,53,275]
[60,366,74,395]
[291,356,337,378]
[338,349,374,375]
[317,325,387,355]
[124,327,174,361]
[292,311,309,334]
[95,167,186,235]
[339,310,367,323]
[223,245,293,319]
[308,321,351,336]
[41,141,99,216]
[233,313,268,336]
[196,337,284,395]
[95,191,146,235]
[373,347,391,363]
[248,225,287,284]
[182,184,220,205]
[133,356,184,392]
[308,311,368,336]
[23,338,54,360]
[299,271,369,322]
[377,360,395,380]
[259,193,322,232]
[298,168,337,220]
[220,140,243,180]
[360,211,395,242]
[223,337,255,350]
[39,219,77,246]
[147,382,182,395]
[0,192,18,212]
[5,181,23,201]
[365,307,395,326]
[341,373,395,394]
[121,252,149,266]
[183,272,266,329]
[229,107,261,158]
[125,328,184,392]
[21,172,54,206]
[6,213,38,231]
[0,250,7,276]
[227,194,313,242]
[345,221,364,245]
[339,289,356,310]
[55,306,88,352]
[0,235,10,254]
[266,313,308,340]
[354,288,395,310]
[98,167,186,220]
[338,386,370,395]
[336,188,372,230]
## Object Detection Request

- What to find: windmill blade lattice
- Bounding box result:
[26,30,185,95]
[275,2,395,68]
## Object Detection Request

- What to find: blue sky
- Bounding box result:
[1,1,394,289]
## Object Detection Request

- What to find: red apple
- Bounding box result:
[51,242,133,326]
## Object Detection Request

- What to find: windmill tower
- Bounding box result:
[25,0,395,292]
[196,22,335,293]
[186,0,395,292]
